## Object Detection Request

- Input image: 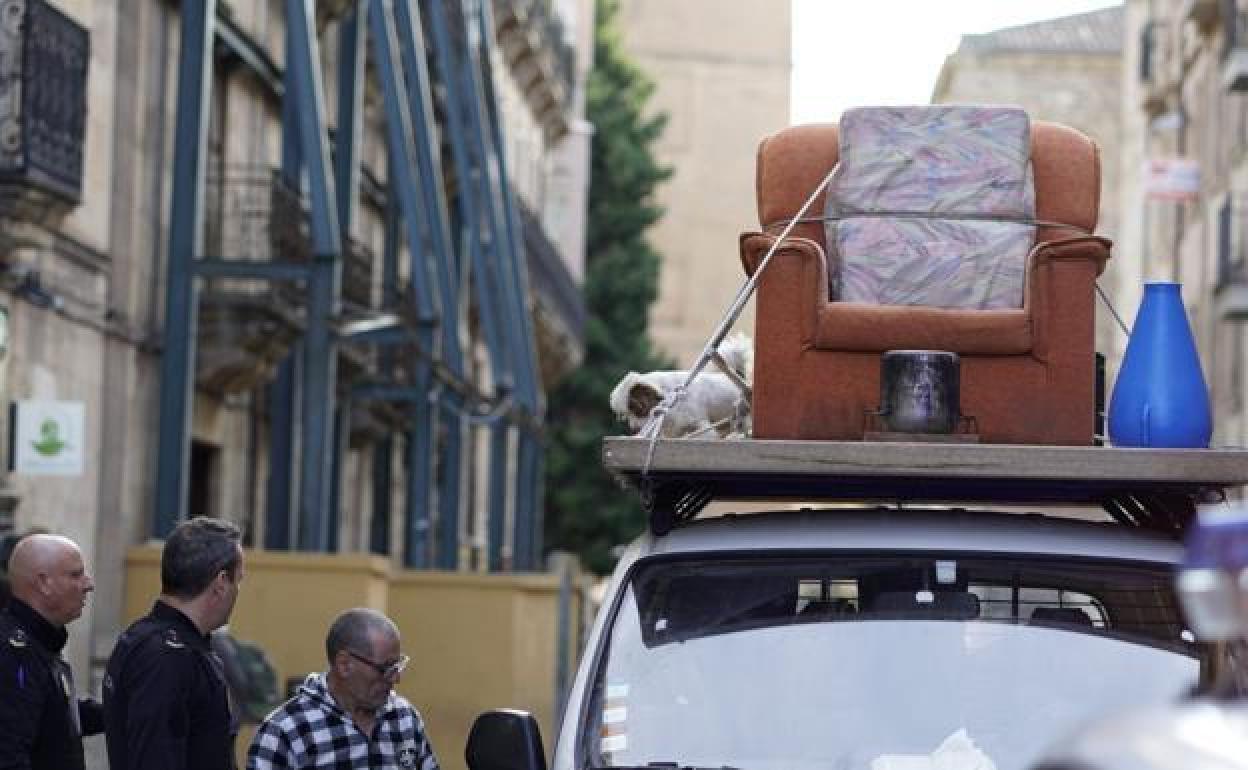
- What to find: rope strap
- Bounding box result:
[639,166,839,475]
[763,211,1094,235]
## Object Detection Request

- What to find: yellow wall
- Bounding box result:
[123,547,584,770]
[389,571,565,767]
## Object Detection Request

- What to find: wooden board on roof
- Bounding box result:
[601,437,1248,535]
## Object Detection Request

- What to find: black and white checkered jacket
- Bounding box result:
[247,673,440,770]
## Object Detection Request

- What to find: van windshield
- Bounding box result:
[582,554,1197,770]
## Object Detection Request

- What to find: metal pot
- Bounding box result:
[878,350,961,434]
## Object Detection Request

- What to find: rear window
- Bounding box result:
[632,553,1191,652]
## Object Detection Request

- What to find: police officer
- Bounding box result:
[0,533,103,769]
[104,516,246,770]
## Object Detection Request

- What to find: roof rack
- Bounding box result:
[602,437,1248,536]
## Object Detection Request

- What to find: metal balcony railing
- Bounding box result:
[1216,193,1248,319]
[197,168,309,392]
[202,166,378,310]
[204,167,312,264]
[517,196,585,344]
[0,0,89,204]
[341,236,375,310]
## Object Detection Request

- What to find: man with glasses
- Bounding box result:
[247,608,439,770]
[104,516,245,769]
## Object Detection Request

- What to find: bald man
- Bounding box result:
[0,533,103,770]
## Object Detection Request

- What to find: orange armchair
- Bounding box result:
[741,121,1111,445]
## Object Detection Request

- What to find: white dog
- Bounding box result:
[609,334,753,439]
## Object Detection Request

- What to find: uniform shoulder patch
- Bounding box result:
[7,629,27,649]
[163,629,186,649]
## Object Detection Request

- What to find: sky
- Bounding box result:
[791,0,1123,124]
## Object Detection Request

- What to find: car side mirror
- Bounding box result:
[465,709,547,770]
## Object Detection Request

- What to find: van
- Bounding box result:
[464,438,1248,770]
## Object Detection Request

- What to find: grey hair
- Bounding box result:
[326,608,399,663]
[160,517,242,599]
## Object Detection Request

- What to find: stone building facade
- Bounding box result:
[931,6,1128,374]
[0,0,590,707]
[618,0,791,366]
[1117,0,1248,449]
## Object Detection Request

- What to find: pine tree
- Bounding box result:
[543,0,673,574]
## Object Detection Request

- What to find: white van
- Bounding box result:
[551,510,1195,770]
[463,439,1248,770]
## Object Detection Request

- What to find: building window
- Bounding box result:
[1234,324,1245,416]
[189,440,220,520]
[1139,21,1155,82]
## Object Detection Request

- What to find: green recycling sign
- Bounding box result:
[12,401,85,476]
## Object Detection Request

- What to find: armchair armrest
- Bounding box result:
[1030,235,1112,272]
[1028,234,1113,362]
[740,232,828,347]
[740,231,828,280]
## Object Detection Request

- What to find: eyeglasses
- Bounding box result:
[347,650,410,679]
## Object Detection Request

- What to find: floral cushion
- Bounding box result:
[823,105,1035,308]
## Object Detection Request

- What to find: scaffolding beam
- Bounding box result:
[286,0,343,552]
[152,0,216,537]
[265,13,306,552]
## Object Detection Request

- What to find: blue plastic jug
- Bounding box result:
[1108,282,1211,448]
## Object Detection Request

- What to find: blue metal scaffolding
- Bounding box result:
[153,0,547,570]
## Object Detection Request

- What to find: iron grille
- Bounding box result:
[203,167,310,263]
[0,0,89,202]
[341,236,375,310]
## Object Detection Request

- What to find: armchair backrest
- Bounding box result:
[755,120,1102,249]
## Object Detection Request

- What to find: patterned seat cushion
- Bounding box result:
[823,106,1035,308]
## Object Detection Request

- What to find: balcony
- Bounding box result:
[1223,11,1248,90]
[198,165,390,393]
[517,197,584,385]
[1216,192,1248,319]
[0,0,89,219]
[336,236,385,389]
[341,236,375,311]
[198,168,308,393]
[492,0,576,140]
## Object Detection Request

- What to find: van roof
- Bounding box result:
[628,508,1184,566]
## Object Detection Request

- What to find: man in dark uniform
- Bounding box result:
[0,533,103,769]
[104,516,246,770]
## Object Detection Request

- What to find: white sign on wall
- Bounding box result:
[11,400,85,476]
[1144,158,1201,201]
